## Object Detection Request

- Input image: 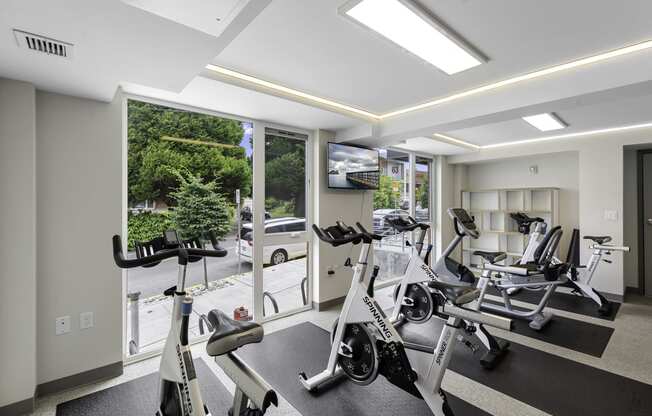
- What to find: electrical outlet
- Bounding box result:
[55,316,71,335]
[80,312,94,330]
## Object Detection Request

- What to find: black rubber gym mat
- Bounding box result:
[237,322,490,416]
[481,299,614,357]
[56,359,233,415]
[398,320,652,416]
[486,285,621,320]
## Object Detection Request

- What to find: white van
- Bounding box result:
[238,217,307,265]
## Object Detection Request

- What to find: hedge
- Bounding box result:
[127,211,173,250]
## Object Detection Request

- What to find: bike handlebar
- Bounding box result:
[385,215,430,233]
[355,222,383,241]
[312,223,365,247]
[112,231,227,269]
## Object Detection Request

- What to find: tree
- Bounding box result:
[374,175,400,209]
[128,100,251,205]
[264,136,306,217]
[416,176,429,209]
[170,172,233,240]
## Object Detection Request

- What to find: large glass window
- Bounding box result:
[126,99,254,357]
[373,150,435,283]
[373,149,411,281]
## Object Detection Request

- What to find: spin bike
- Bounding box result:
[112,232,277,416]
[509,212,629,316]
[382,215,509,369]
[449,209,571,330]
[299,221,512,416]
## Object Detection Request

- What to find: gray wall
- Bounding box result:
[35,91,123,384]
[464,151,580,256]
[0,79,37,409]
[623,148,639,289]
[448,131,652,297]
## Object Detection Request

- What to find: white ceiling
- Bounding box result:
[122,76,359,131]
[0,0,266,101]
[213,0,652,114]
[123,0,247,37]
[445,90,652,146]
[394,137,469,155]
[4,0,652,155]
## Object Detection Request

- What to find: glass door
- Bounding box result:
[256,128,310,319]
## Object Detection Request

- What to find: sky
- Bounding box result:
[328,143,379,173]
[239,122,253,157]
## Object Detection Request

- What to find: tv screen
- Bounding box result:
[328,143,380,190]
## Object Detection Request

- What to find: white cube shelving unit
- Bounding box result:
[460,188,559,272]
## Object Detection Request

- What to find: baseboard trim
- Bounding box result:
[0,396,34,416]
[313,295,346,311]
[36,361,123,397]
[626,286,643,296]
[603,291,624,303]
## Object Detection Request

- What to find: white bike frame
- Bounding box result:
[301,239,511,415]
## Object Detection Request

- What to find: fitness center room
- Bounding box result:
[3,1,652,416]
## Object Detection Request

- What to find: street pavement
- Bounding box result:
[127,235,252,298]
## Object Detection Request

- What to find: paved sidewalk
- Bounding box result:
[127,258,308,355]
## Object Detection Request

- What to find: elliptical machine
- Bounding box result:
[299,221,512,416]
[384,215,509,369]
[112,232,277,416]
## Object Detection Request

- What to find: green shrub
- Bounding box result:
[127,211,173,250]
[170,172,233,240]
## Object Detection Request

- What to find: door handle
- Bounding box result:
[647,219,652,226]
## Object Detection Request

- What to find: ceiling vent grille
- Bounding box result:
[13,29,73,59]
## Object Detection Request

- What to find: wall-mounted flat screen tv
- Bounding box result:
[328,142,380,190]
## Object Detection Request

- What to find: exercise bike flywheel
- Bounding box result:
[330,319,380,385]
[393,283,435,323]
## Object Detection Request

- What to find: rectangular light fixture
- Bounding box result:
[340,0,484,75]
[522,113,567,131]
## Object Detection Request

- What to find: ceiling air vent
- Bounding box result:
[13,29,73,59]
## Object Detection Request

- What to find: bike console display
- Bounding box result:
[448,208,480,238]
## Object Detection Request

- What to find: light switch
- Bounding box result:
[80,312,94,330]
[604,210,618,221]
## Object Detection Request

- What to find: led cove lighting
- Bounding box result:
[343,0,482,75]
[433,133,481,150]
[382,40,652,119]
[204,64,377,119]
[522,113,567,131]
[482,122,652,149]
[205,40,652,121]
[435,121,652,152]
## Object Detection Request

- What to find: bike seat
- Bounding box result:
[205,310,264,356]
[473,251,506,264]
[428,281,479,305]
[584,235,611,245]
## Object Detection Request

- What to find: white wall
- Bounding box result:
[449,128,652,297]
[312,130,374,304]
[0,79,37,408]
[436,156,458,261]
[623,148,639,289]
[35,91,123,384]
[464,152,580,256]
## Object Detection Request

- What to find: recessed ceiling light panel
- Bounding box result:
[340,0,485,75]
[522,113,567,131]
